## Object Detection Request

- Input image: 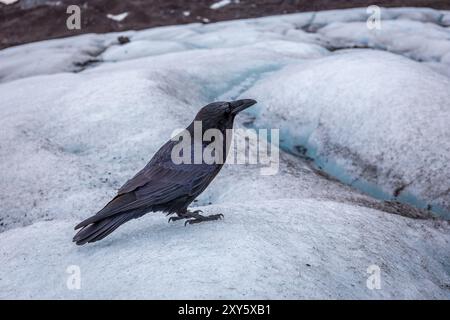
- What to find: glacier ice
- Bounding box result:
[244,50,450,216]
[0,7,449,299]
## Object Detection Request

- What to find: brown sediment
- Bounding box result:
[1,0,450,50]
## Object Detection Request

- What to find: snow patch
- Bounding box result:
[210,0,232,10]
[106,12,129,22]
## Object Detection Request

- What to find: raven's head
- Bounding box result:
[193,99,257,132]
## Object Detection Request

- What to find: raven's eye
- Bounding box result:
[225,103,232,114]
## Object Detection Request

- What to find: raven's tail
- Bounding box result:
[73,213,132,245]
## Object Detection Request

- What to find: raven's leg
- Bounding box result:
[184,213,224,226]
[168,210,204,223]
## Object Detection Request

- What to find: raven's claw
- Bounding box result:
[168,216,183,223]
[168,209,205,223]
[185,214,224,226]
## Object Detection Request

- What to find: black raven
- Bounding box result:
[73,99,257,245]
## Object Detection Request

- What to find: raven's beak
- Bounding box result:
[230,99,257,115]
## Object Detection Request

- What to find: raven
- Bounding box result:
[73,99,257,245]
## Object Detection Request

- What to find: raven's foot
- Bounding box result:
[168,210,204,223]
[185,213,224,226]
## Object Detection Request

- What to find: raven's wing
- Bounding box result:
[75,141,219,229]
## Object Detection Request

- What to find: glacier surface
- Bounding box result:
[0,7,449,299]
